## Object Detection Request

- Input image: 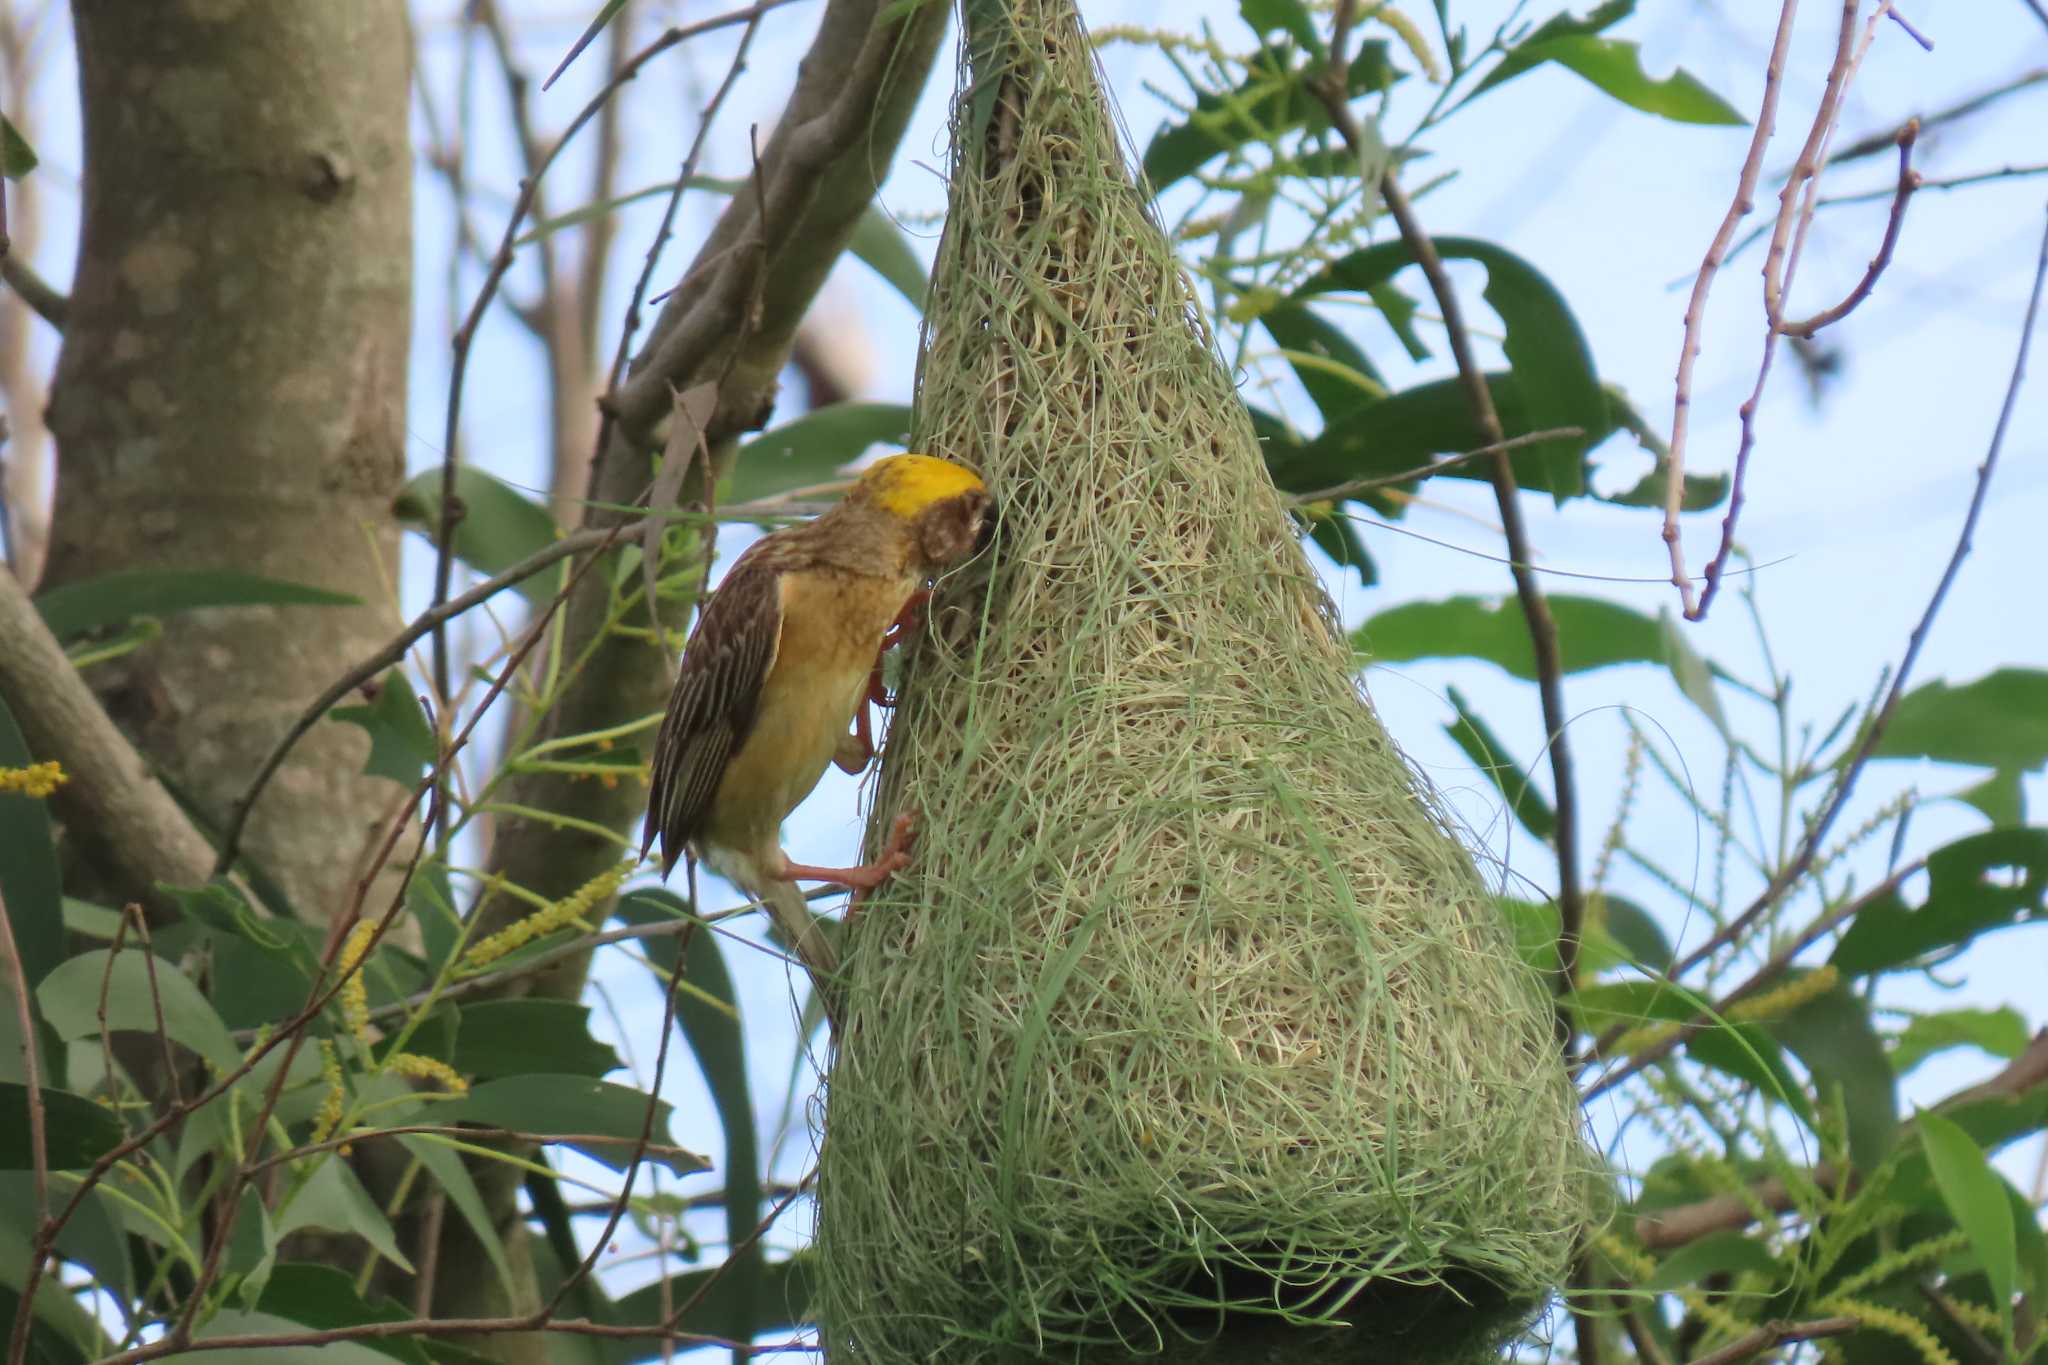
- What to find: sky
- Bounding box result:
[5,0,2046,1348]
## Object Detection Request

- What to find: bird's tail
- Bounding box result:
[760,878,841,1017]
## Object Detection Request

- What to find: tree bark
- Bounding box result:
[41,0,413,922]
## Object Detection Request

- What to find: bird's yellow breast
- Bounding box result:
[701,566,918,857]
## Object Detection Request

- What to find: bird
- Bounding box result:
[641,452,995,987]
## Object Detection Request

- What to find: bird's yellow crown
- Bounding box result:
[857,453,986,519]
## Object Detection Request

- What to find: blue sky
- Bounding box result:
[7,0,2046,1337]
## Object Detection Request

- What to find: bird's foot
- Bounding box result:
[779,811,918,899]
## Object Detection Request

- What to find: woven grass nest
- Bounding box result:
[813,1,1602,1359]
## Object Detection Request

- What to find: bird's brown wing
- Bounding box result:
[642,549,785,877]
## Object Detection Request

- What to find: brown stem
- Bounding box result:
[1684,1316,1860,1365]
[1662,0,1802,616]
[1312,2,1585,1010]
[1778,119,1920,338]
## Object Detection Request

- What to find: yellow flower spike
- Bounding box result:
[310,1041,345,1144]
[0,761,68,799]
[461,860,631,971]
[1822,1298,1959,1365]
[385,1052,469,1094]
[336,922,376,1046]
[1728,965,1841,1023]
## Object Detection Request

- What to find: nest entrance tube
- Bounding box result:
[814,1,1602,1359]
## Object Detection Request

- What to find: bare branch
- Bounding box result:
[1662,0,1802,618]
[1692,0,1909,621]
[1779,119,1919,338]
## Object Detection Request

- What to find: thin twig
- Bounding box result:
[2020,0,2048,34]
[1282,426,1586,505]
[1693,0,1905,621]
[1597,201,2048,1049]
[1582,856,1925,1097]
[1314,0,1585,1005]
[0,251,65,327]
[600,5,765,407]
[1663,0,1803,618]
[1779,119,1919,338]
[1825,70,2044,171]
[1684,1316,1860,1365]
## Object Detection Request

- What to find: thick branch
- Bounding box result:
[0,566,217,905]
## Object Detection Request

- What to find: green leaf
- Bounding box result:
[274,1159,414,1275]
[444,1000,622,1080]
[0,1083,125,1169]
[0,1171,131,1307]
[181,1311,404,1364]
[1831,828,2048,975]
[225,1184,277,1307]
[1891,1008,2031,1075]
[1770,983,1898,1167]
[1917,1108,2017,1343]
[727,402,913,505]
[1357,593,1664,679]
[1658,607,1728,736]
[394,1135,516,1305]
[1292,238,1603,500]
[0,113,37,178]
[848,206,929,308]
[1473,35,1744,125]
[1601,895,1673,972]
[1443,685,1555,841]
[161,881,292,954]
[1259,302,1385,423]
[1304,506,1379,587]
[256,1264,433,1365]
[393,468,560,604]
[618,889,759,1275]
[407,864,461,975]
[37,948,241,1071]
[32,569,358,643]
[332,670,437,786]
[1646,1229,1782,1290]
[1602,458,1729,512]
[439,1076,707,1176]
[1871,671,2048,825]
[1239,0,1323,56]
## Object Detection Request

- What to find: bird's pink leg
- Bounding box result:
[777,811,918,897]
[836,588,935,767]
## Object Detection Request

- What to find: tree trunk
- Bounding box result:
[42,0,413,923]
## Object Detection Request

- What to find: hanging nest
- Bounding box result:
[814,1,1603,1359]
